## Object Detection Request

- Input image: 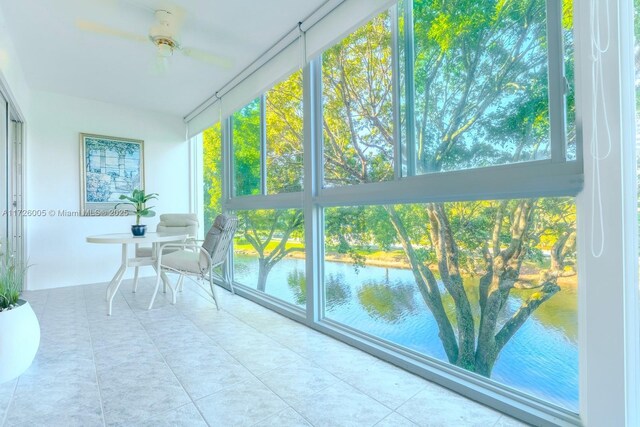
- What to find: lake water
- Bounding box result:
[234,255,579,412]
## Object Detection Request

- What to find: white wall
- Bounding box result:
[25,91,189,290]
[0,6,31,117]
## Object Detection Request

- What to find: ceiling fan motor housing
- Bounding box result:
[149,10,179,57]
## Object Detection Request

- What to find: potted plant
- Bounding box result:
[115,189,159,236]
[0,244,39,384]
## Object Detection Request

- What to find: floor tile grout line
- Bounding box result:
[197,289,396,426]
[372,411,412,427]
[0,374,19,427]
[182,284,443,419]
[17,283,484,427]
[131,283,316,425]
[247,404,313,427]
[177,284,414,423]
[82,285,108,427]
[245,357,331,427]
[392,384,428,413]
[86,281,183,426]
[191,290,423,416]
[124,284,231,427]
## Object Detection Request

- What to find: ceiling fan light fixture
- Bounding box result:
[153,37,176,58]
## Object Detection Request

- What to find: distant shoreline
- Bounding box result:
[235,249,579,288]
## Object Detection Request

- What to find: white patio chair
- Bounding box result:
[152,214,238,310]
[132,213,199,293]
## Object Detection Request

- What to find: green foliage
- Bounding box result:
[412,0,552,172]
[115,189,158,225]
[287,270,352,309]
[325,273,352,309]
[203,123,222,232]
[266,71,304,193]
[238,209,304,251]
[233,98,261,196]
[322,12,394,186]
[200,1,579,376]
[236,209,304,292]
[0,244,27,310]
[287,269,307,306]
[357,281,417,323]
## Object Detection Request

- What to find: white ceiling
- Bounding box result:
[0,0,325,117]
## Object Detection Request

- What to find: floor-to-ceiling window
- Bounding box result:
[226,71,307,309]
[200,0,579,421]
[316,0,578,413]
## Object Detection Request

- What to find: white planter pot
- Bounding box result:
[0,300,40,384]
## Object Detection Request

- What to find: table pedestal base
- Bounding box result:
[104,243,177,315]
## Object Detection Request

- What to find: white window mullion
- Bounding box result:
[260,95,267,195]
[304,59,324,324]
[403,0,416,176]
[221,117,235,287]
[391,4,402,180]
[547,0,568,163]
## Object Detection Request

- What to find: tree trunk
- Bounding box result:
[550,231,576,276]
[426,203,476,370]
[257,258,272,292]
[475,200,535,375]
[384,205,460,364]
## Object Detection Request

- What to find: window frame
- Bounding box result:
[311,2,582,424]
[210,1,585,424]
[225,74,307,315]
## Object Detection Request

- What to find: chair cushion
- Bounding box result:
[201,214,233,266]
[161,250,207,275]
[158,213,198,227]
[135,246,180,258]
[156,213,199,239]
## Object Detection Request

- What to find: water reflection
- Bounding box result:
[358,279,418,323]
[287,269,352,309]
[234,256,578,411]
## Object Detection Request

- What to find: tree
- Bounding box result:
[229,72,305,294]
[238,209,304,291]
[322,13,394,186]
[202,123,222,232]
[266,70,304,193]
[322,0,576,376]
[233,99,262,196]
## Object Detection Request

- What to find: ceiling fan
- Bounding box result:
[76,7,232,71]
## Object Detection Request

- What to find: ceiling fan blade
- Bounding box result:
[76,20,148,43]
[181,47,233,69]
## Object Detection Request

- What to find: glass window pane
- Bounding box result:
[411,0,553,173]
[266,70,304,194]
[202,123,222,232]
[234,209,305,308]
[324,198,578,411]
[322,11,394,187]
[233,98,261,196]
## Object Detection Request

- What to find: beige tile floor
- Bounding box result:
[0,278,529,427]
